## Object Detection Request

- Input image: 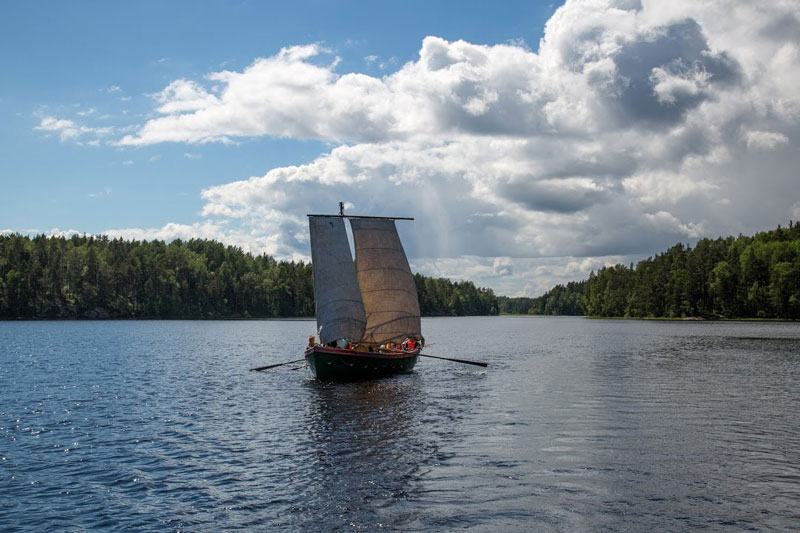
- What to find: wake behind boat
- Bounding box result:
[305,204,423,380]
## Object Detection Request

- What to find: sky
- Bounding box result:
[2,0,799,297]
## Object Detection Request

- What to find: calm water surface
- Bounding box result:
[1,317,799,531]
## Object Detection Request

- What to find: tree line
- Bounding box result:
[498,280,585,316]
[0,234,498,319]
[500,222,800,319]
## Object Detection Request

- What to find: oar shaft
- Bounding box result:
[250,358,305,371]
[418,353,488,367]
[394,349,488,367]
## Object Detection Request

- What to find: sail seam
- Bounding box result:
[359,288,418,297]
[356,267,411,274]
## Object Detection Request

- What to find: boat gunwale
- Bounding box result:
[305,345,420,360]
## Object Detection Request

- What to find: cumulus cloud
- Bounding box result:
[82,0,800,295]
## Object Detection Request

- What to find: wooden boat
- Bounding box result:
[305,204,423,380]
[304,345,420,381]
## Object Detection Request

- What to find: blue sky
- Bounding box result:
[2,1,799,296]
[1,1,559,232]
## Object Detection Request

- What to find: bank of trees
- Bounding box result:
[499,222,800,319]
[7,222,795,321]
[415,274,498,316]
[0,234,498,319]
[498,281,585,315]
[583,222,800,318]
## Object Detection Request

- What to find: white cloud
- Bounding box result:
[35,115,113,143]
[156,79,220,114]
[65,0,800,295]
[47,228,85,238]
[642,211,706,239]
[744,130,789,150]
[102,221,307,262]
[623,170,718,205]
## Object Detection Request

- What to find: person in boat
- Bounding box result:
[335,338,353,349]
[403,337,417,351]
[308,335,315,347]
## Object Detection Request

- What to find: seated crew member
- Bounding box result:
[404,337,417,351]
[308,335,315,347]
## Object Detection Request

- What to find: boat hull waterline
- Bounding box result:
[305,345,419,380]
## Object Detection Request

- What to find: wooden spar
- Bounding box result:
[307,213,414,221]
[308,201,413,220]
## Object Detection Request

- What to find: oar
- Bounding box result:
[396,350,488,368]
[418,353,488,367]
[250,358,305,372]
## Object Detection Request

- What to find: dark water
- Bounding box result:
[2,318,799,531]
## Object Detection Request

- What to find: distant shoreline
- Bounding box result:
[0,316,315,322]
[5,315,795,323]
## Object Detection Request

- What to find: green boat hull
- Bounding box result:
[305,346,418,380]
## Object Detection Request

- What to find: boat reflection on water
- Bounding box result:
[293,374,430,530]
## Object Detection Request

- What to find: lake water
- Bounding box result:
[2,317,799,531]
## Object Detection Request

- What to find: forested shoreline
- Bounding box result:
[500,222,800,319]
[4,222,799,321]
[0,234,498,319]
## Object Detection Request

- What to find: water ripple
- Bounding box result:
[1,318,799,530]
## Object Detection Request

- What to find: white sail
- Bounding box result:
[309,216,366,344]
[350,218,422,345]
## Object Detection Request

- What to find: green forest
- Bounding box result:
[4,222,799,320]
[0,234,498,319]
[501,222,800,319]
[498,281,586,316]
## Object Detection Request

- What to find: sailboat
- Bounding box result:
[304,204,423,380]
